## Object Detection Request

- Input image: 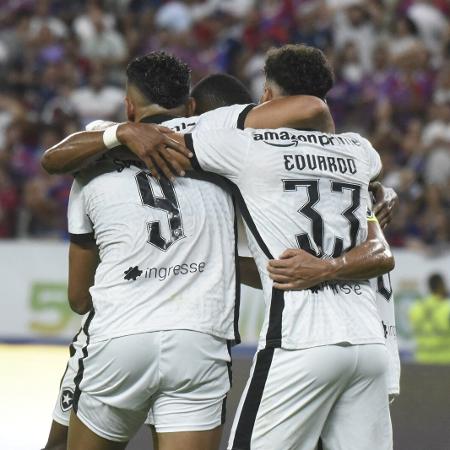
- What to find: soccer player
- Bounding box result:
[42,53,337,450]
[167,45,395,450]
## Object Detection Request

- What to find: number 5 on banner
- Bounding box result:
[29,282,73,334]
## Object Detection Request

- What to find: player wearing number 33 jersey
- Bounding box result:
[185,125,393,450]
[61,56,260,446]
[187,128,384,350]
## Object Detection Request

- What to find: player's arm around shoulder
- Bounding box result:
[68,239,98,315]
[41,120,118,174]
[245,96,335,133]
[41,120,190,178]
[268,220,395,291]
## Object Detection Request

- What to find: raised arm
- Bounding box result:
[369,181,398,229]
[41,122,191,178]
[267,220,394,291]
[244,95,335,133]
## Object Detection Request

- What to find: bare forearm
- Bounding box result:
[245,96,335,133]
[239,256,262,289]
[42,131,108,174]
[268,221,394,290]
[68,242,98,314]
[328,237,394,281]
[43,123,191,178]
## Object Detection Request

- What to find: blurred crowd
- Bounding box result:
[0,0,448,247]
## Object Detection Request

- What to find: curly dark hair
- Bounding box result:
[191,74,253,114]
[264,44,334,100]
[126,52,191,109]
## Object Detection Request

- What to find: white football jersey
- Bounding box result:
[372,273,401,396]
[68,108,252,344]
[187,127,386,350]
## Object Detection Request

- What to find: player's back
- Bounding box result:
[70,107,259,344]
[70,160,237,344]
[189,127,385,350]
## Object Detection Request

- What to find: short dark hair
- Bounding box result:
[264,44,334,100]
[190,74,253,114]
[126,52,191,109]
[428,273,445,293]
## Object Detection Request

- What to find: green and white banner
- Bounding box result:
[1,240,449,360]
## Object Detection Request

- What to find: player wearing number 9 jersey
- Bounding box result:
[60,54,261,450]
[182,45,394,450]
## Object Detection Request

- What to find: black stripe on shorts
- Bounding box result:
[58,327,83,389]
[222,340,233,425]
[72,309,95,413]
[231,347,275,450]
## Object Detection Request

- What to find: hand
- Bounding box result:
[117,123,192,179]
[370,182,398,229]
[267,249,336,291]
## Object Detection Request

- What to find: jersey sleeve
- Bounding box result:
[162,116,199,133]
[361,136,382,181]
[85,120,116,131]
[185,128,249,181]
[67,178,94,243]
[195,104,256,132]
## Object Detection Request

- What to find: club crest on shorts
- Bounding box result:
[60,388,74,412]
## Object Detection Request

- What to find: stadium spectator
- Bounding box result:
[0,0,447,246]
[409,273,450,364]
[68,65,125,127]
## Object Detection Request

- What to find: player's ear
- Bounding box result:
[260,84,273,103]
[125,96,135,122]
[186,97,196,117]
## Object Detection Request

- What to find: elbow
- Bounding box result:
[68,292,92,315]
[311,97,329,116]
[386,253,395,272]
[41,150,60,175]
[380,249,395,274]
[308,98,335,133]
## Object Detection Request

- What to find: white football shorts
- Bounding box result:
[52,327,86,426]
[228,343,392,450]
[69,330,231,442]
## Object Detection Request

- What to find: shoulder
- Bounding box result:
[163,116,199,132]
[196,104,255,131]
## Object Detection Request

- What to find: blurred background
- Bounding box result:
[0,0,448,449]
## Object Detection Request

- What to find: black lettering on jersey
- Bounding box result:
[306,154,317,170]
[283,179,362,257]
[331,182,361,253]
[327,156,337,173]
[135,171,185,251]
[284,155,294,171]
[283,179,323,256]
[348,159,357,174]
[317,155,327,171]
[171,122,197,132]
[318,135,330,146]
[254,131,361,148]
[337,158,347,173]
[283,153,357,175]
